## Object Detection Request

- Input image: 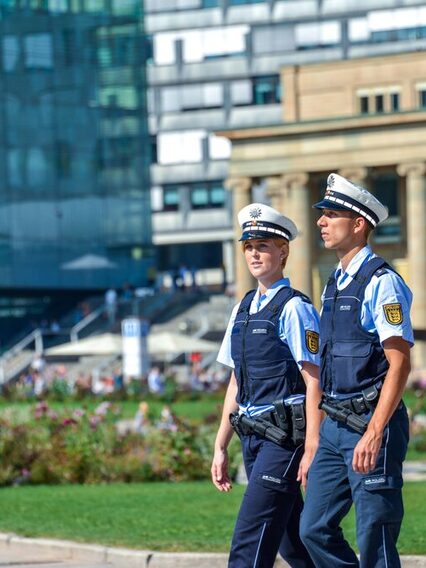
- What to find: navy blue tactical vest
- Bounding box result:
[320,256,391,396]
[231,287,307,406]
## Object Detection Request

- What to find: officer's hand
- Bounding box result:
[352,428,383,474]
[297,445,317,490]
[211,449,232,492]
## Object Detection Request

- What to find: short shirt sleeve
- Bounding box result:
[362,271,414,346]
[279,296,321,369]
[216,303,240,368]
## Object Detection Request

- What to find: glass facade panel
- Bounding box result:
[0,2,152,291]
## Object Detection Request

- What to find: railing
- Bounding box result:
[0,329,44,384]
[70,305,105,342]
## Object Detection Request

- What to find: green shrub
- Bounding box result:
[0,400,240,486]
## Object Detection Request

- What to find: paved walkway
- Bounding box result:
[0,534,425,568]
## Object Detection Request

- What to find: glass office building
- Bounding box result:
[0,0,152,292]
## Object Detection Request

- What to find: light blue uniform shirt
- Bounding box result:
[218,278,320,370]
[323,245,414,346]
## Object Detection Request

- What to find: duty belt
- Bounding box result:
[319,383,382,435]
[324,383,381,415]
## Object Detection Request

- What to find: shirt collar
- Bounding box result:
[252,277,290,308]
[336,245,373,279]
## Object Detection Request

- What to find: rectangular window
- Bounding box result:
[252,75,281,105]
[190,182,226,209]
[163,186,180,211]
[231,80,252,106]
[360,96,369,114]
[25,33,53,69]
[191,185,209,208]
[158,131,205,165]
[419,89,426,109]
[391,92,400,112]
[375,94,384,113]
[2,36,20,72]
[229,0,265,4]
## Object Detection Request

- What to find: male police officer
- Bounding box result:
[300,174,413,568]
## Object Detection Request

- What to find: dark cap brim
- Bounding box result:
[312,199,351,211]
[239,230,287,242]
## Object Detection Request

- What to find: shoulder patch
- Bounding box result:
[383,303,403,325]
[305,330,319,354]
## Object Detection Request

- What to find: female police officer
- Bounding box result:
[211,203,321,568]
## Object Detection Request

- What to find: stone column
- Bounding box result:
[280,172,312,297]
[225,176,256,299]
[265,176,285,213]
[397,162,426,369]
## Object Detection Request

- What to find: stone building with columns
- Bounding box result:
[220,51,426,368]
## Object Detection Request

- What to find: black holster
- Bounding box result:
[229,411,288,446]
[319,398,368,435]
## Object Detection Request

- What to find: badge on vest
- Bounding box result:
[305,331,319,354]
[383,303,403,325]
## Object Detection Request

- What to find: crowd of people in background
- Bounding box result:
[6,356,230,401]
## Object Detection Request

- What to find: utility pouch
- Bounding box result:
[289,402,306,445]
[229,411,245,438]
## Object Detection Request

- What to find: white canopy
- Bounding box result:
[45,332,219,357]
[61,254,118,270]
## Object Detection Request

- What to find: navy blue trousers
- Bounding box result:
[228,434,314,568]
[300,404,409,568]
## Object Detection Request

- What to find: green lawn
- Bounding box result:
[0,481,424,553]
[0,394,224,422]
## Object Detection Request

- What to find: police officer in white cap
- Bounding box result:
[300,174,414,568]
[211,203,322,568]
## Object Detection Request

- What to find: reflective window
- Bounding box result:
[3,35,20,72]
[190,182,225,209]
[253,25,295,54]
[231,79,252,106]
[153,25,249,65]
[229,0,265,4]
[209,135,231,160]
[349,7,426,44]
[158,131,205,164]
[253,75,281,105]
[163,186,180,211]
[295,21,341,50]
[25,34,53,69]
[418,89,426,109]
[161,83,223,112]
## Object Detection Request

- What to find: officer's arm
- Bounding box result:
[297,362,323,489]
[211,371,239,492]
[352,336,411,474]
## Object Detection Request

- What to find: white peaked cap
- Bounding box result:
[237,202,298,241]
[313,173,388,227]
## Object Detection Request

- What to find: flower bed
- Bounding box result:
[0,401,240,486]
